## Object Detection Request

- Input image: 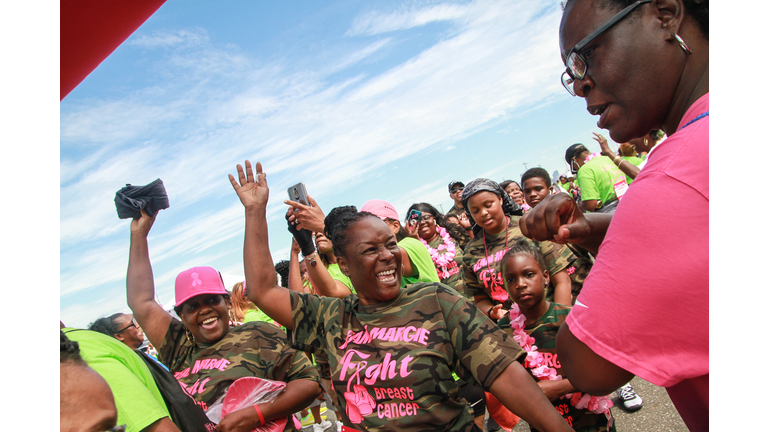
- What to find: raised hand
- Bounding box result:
[285,195,326,233]
[592,132,612,156]
[229,161,269,209]
[130,209,157,237]
[519,193,589,244]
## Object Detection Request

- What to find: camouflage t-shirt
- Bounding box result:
[461,215,573,306]
[289,282,525,431]
[158,318,320,429]
[425,233,465,295]
[500,303,613,432]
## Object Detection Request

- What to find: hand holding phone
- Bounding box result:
[287,183,310,207]
[406,209,422,227]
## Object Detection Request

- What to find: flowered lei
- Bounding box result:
[508,304,613,421]
[419,227,457,279]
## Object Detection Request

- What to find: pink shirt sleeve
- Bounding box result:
[566,95,709,388]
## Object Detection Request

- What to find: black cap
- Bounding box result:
[564,143,589,163]
[448,181,464,192]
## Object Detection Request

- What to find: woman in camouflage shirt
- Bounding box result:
[230,160,575,432]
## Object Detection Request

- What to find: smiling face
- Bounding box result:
[113,313,145,350]
[504,182,524,206]
[179,294,231,344]
[503,254,550,313]
[559,0,683,143]
[467,191,506,235]
[417,212,438,241]
[522,177,551,209]
[337,217,402,306]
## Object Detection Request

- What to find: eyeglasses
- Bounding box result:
[115,318,138,334]
[561,0,651,96]
[107,425,127,432]
[420,214,434,223]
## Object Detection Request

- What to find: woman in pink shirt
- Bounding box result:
[521,0,708,430]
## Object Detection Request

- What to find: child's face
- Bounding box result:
[503,254,549,311]
[522,177,551,209]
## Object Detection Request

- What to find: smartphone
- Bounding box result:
[287,182,310,206]
[406,209,422,227]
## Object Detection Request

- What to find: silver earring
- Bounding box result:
[675,34,692,55]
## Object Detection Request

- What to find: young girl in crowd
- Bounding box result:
[405,203,467,296]
[460,179,575,315]
[230,160,575,432]
[500,241,614,431]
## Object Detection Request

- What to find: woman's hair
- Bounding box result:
[500,240,548,277]
[275,260,290,287]
[327,211,382,259]
[499,180,518,191]
[61,331,85,365]
[600,0,708,39]
[619,144,638,157]
[88,313,124,336]
[323,205,358,242]
[230,282,256,322]
[319,205,357,266]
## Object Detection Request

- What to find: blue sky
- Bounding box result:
[61,0,639,327]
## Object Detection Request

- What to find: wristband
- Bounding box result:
[487,306,497,321]
[253,403,265,425]
[613,155,622,165]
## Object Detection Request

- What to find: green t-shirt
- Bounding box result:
[460,215,573,306]
[398,236,440,286]
[243,308,277,325]
[500,304,614,432]
[328,262,356,294]
[63,328,170,431]
[288,283,524,431]
[621,155,644,185]
[576,155,626,209]
[158,318,320,427]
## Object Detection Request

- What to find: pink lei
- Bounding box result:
[508,304,613,422]
[419,227,457,279]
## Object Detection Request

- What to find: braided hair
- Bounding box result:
[327,211,382,259]
[88,313,124,336]
[60,331,85,365]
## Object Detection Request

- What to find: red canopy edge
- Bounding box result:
[61,0,167,100]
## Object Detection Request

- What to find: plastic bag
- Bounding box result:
[206,376,288,432]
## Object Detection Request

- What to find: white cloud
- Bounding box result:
[347,3,472,36]
[128,28,210,49]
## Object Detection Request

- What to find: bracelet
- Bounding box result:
[613,155,622,165]
[253,403,265,425]
[617,159,625,170]
[304,250,319,266]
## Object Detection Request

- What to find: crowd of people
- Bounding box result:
[61,0,708,431]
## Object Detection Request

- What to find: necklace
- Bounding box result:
[420,227,457,279]
[482,216,509,295]
[508,304,613,420]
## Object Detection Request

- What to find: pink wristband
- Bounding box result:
[253,404,265,425]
